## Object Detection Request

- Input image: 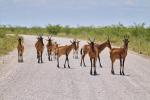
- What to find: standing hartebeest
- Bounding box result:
[46,35,53,61]
[55,39,77,68]
[95,39,111,67]
[73,39,80,59]
[35,35,44,63]
[110,35,129,75]
[80,39,111,67]
[17,37,24,62]
[87,38,98,75]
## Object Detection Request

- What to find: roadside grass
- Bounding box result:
[57,32,150,56]
[0,24,150,56]
[0,35,17,56]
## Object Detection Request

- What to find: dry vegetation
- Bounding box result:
[0,23,150,56]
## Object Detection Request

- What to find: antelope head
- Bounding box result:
[123,35,129,48]
[88,37,96,51]
[70,39,77,50]
[106,36,111,49]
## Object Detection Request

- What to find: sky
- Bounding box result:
[0,0,150,27]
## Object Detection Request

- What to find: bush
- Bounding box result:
[46,24,61,35]
[0,33,5,38]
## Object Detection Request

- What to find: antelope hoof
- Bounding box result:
[111,71,115,75]
[94,71,97,75]
[100,65,103,68]
[80,63,82,66]
[57,65,60,68]
[90,71,92,75]
[68,65,70,68]
[64,65,66,68]
[120,72,122,75]
[122,72,125,75]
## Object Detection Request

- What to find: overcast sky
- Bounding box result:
[0,0,150,27]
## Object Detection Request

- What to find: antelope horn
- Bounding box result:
[126,35,128,39]
[88,38,92,42]
[49,35,51,38]
[127,35,129,39]
[39,33,42,37]
[93,37,95,42]
[50,35,52,38]
[124,35,126,39]
[74,38,77,42]
[107,35,110,40]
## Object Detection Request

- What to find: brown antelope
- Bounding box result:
[56,39,77,68]
[35,35,44,63]
[46,35,53,61]
[95,39,111,67]
[80,44,89,67]
[17,37,24,62]
[51,42,59,60]
[110,35,129,75]
[80,39,111,67]
[73,40,80,59]
[87,38,98,75]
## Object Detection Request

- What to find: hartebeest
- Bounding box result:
[73,40,80,59]
[17,37,24,62]
[46,35,53,61]
[80,44,89,67]
[110,35,129,75]
[95,39,111,67]
[51,42,59,60]
[55,39,77,68]
[87,38,98,75]
[35,35,44,63]
[80,39,111,67]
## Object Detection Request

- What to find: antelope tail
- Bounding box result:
[80,48,83,55]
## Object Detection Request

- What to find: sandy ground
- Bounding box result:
[0,35,150,100]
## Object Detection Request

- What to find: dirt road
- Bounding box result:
[0,35,150,100]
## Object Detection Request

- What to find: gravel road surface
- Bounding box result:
[0,35,150,100]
